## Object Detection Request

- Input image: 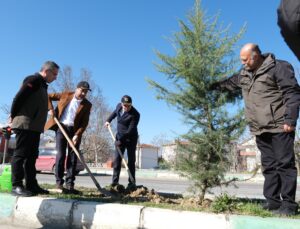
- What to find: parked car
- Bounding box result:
[35,147,85,175]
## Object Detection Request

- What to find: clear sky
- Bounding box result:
[0,0,298,144]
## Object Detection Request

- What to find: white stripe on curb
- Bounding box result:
[1,194,300,229]
[72,202,143,228]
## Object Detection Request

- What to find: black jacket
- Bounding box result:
[106,103,140,142]
[11,73,49,133]
[277,0,300,60]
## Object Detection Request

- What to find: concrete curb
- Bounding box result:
[1,193,300,229]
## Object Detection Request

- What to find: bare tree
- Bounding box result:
[0,104,10,124]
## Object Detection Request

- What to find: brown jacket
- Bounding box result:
[44,91,92,139]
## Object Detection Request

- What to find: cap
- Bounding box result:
[77,81,91,91]
[121,95,132,104]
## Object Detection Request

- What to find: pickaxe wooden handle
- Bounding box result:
[107,124,135,184]
[54,117,111,196]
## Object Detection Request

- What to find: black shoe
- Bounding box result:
[12,186,33,197]
[273,206,298,216]
[64,186,81,195]
[262,202,281,211]
[56,184,64,190]
[27,185,49,195]
[107,183,125,192]
[126,183,137,191]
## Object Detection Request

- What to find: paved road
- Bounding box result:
[37,173,300,200]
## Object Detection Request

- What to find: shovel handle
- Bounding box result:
[107,124,135,184]
[54,117,111,196]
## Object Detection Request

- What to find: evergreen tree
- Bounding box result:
[147,0,246,202]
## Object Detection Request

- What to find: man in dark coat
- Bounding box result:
[105,95,140,189]
[210,43,300,216]
[277,0,300,60]
[10,61,59,197]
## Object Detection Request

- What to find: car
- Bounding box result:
[35,147,85,175]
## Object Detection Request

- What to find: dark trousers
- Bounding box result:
[55,125,79,187]
[112,137,137,184]
[256,132,298,210]
[11,129,40,188]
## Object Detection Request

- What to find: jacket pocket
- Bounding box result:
[255,105,273,127]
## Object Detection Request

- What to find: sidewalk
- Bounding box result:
[1,193,300,229]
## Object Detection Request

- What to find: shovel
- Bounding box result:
[54,117,111,196]
[107,124,135,184]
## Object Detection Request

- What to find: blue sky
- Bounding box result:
[0,0,299,144]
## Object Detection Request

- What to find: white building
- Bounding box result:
[135,144,159,169]
[237,137,261,172]
[161,141,189,163]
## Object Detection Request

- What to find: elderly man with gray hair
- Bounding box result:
[209,43,300,215]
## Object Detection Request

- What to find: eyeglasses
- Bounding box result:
[48,69,58,77]
[122,103,131,108]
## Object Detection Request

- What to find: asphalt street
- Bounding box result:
[37,172,300,200]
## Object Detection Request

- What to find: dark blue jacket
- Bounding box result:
[106,103,140,142]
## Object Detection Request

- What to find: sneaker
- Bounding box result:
[12,186,33,197]
[273,206,298,216]
[262,202,281,211]
[27,185,49,195]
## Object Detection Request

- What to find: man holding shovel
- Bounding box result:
[105,95,140,190]
[45,81,92,194]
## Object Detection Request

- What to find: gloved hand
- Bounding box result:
[115,140,122,147]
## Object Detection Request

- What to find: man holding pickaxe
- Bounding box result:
[105,95,140,190]
[45,81,92,194]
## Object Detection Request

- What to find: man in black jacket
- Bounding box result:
[105,95,140,188]
[210,43,300,215]
[10,61,59,197]
[277,0,300,61]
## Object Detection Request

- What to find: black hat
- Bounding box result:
[77,81,91,91]
[121,95,132,104]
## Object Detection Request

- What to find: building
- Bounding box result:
[237,137,261,172]
[135,144,159,169]
[161,141,189,163]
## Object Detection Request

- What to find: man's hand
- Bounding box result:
[115,140,122,147]
[283,124,295,133]
[48,109,55,117]
[72,135,79,145]
[104,121,110,128]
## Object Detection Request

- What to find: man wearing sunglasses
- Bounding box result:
[105,95,140,190]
